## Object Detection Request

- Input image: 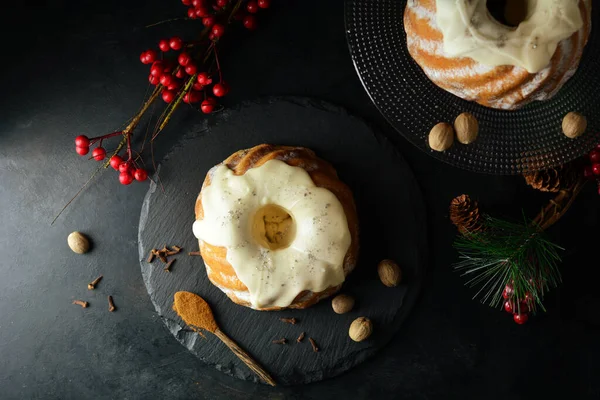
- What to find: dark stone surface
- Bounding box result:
[0,1,599,399]
[138,97,426,385]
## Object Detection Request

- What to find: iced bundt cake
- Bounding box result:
[192,145,359,310]
[404,0,592,110]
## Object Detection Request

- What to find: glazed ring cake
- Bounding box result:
[404,0,592,110]
[192,145,359,310]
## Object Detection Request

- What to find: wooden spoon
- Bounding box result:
[173,291,276,386]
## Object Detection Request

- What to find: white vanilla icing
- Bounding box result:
[436,0,584,73]
[193,159,351,309]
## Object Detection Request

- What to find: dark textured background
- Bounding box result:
[0,1,599,399]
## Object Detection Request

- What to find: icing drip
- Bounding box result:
[436,0,584,73]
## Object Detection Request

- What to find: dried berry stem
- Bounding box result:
[533,178,587,231]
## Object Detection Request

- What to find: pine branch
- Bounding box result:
[454,216,563,312]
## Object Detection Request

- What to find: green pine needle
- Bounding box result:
[453,215,562,313]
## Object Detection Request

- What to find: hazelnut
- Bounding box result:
[428,122,454,152]
[332,294,355,314]
[454,112,479,144]
[67,231,90,254]
[562,112,587,139]
[377,259,402,287]
[349,317,373,342]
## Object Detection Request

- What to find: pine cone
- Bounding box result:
[449,194,482,234]
[523,164,578,193]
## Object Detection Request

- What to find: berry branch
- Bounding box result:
[55,0,272,223]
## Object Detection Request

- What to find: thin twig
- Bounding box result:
[146,17,189,28]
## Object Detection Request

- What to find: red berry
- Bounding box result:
[145,50,157,63]
[202,16,215,27]
[110,155,123,170]
[195,7,209,17]
[187,7,197,18]
[167,80,181,91]
[502,285,513,300]
[246,1,258,13]
[192,81,204,91]
[212,82,230,97]
[584,165,595,179]
[201,98,217,113]
[504,301,513,313]
[593,163,600,176]
[191,0,203,6]
[158,39,170,52]
[75,135,90,148]
[150,61,164,77]
[513,313,529,325]
[597,143,600,151]
[159,74,173,87]
[185,63,197,75]
[243,15,257,30]
[149,74,160,85]
[169,37,183,51]
[182,0,192,5]
[175,68,186,79]
[591,150,600,164]
[257,0,270,8]
[92,147,107,161]
[197,72,212,85]
[134,168,148,182]
[140,52,150,64]
[162,90,176,103]
[517,302,530,314]
[178,52,191,66]
[76,146,89,156]
[208,32,216,41]
[118,162,131,173]
[212,24,225,38]
[216,0,228,6]
[183,91,201,104]
[119,171,134,185]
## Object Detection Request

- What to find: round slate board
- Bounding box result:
[138,97,427,385]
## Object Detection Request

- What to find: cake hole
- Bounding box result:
[251,204,296,251]
[487,0,529,27]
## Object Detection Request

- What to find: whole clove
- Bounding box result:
[147,250,156,263]
[164,259,175,272]
[108,296,116,312]
[272,338,287,345]
[87,275,103,290]
[296,332,305,343]
[308,337,319,353]
[73,300,89,308]
[279,317,297,325]
[188,251,202,256]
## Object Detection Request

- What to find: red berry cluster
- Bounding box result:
[143,34,224,114]
[502,282,534,325]
[74,134,148,186]
[583,143,600,194]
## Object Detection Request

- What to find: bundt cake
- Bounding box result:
[404,0,592,110]
[192,145,359,310]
